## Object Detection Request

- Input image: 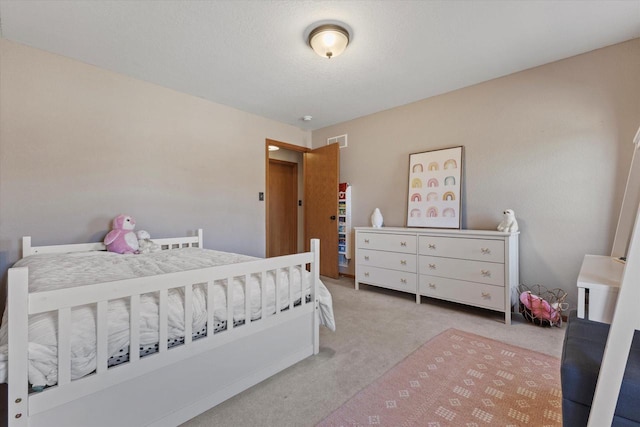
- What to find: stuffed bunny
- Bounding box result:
[104,214,139,254]
[137,230,161,254]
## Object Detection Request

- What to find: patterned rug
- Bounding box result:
[317,329,562,426]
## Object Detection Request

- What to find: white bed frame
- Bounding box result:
[588,208,640,425]
[6,230,321,426]
[587,127,640,425]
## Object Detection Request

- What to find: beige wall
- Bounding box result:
[0,39,310,307]
[313,39,640,308]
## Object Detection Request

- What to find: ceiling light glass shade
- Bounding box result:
[308,24,350,59]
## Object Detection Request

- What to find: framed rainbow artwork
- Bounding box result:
[407,146,463,228]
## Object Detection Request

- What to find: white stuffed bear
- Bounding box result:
[136,230,161,254]
[497,209,519,232]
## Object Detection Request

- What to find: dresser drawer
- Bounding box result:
[358,249,416,273]
[357,232,416,254]
[419,255,504,286]
[419,275,505,311]
[418,236,504,263]
[357,265,417,294]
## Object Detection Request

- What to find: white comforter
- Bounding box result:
[0,248,335,387]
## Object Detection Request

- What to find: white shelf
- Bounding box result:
[576,254,624,323]
[338,184,352,268]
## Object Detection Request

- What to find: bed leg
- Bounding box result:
[7,267,29,427]
[310,239,320,355]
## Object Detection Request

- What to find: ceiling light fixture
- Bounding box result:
[308,24,350,59]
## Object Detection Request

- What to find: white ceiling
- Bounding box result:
[1,1,639,130]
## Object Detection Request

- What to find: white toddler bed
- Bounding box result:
[2,230,333,426]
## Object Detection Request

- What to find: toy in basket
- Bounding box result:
[518,284,568,327]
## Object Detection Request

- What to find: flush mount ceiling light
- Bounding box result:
[308,24,350,59]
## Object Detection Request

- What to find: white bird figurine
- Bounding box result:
[371,208,383,228]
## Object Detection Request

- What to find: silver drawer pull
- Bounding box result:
[481,292,491,299]
[364,272,370,277]
[428,283,436,289]
[481,270,491,277]
[400,241,407,247]
[364,239,370,244]
[400,260,407,265]
[429,263,436,269]
[428,243,436,250]
[481,248,491,255]
[364,256,370,261]
[400,278,407,284]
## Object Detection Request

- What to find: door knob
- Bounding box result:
[330,215,336,220]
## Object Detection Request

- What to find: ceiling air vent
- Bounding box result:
[327,134,348,148]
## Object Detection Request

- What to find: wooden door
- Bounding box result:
[267,159,298,257]
[304,143,340,278]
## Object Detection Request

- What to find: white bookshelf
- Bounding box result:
[338,183,352,269]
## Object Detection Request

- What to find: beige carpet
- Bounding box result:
[317,328,562,427]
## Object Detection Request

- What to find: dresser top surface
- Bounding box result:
[354,226,518,237]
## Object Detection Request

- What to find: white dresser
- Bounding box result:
[355,227,519,324]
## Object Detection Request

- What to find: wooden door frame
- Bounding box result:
[265,139,309,256]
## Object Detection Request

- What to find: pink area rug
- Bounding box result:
[318,329,562,426]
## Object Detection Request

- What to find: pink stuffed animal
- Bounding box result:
[104,214,139,254]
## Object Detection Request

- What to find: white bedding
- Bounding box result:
[0,248,335,388]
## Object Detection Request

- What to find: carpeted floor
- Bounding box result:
[317,328,562,426]
[182,276,567,426]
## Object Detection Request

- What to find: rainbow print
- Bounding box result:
[444,159,457,169]
[406,146,462,229]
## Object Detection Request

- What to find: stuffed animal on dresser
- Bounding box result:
[497,209,519,233]
[136,230,161,254]
[104,214,139,254]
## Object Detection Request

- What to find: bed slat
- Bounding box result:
[260,271,267,319]
[244,274,251,325]
[159,290,168,352]
[275,268,281,314]
[226,278,234,331]
[299,265,305,305]
[207,281,214,337]
[184,285,193,345]
[130,295,140,363]
[58,308,72,386]
[96,302,108,374]
[288,266,294,309]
